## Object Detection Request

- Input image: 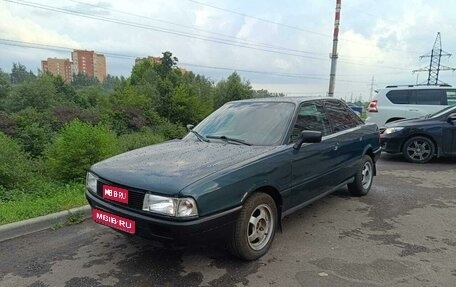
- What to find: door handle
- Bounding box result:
[408,109,419,112]
[331,143,339,151]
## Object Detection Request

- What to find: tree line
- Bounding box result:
[0,51,283,194]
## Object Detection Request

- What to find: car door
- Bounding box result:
[442,113,456,155]
[407,89,446,118]
[324,100,365,184]
[290,100,336,207]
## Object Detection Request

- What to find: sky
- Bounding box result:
[1,0,456,101]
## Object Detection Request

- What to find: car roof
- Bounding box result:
[229,96,337,105]
[379,85,453,91]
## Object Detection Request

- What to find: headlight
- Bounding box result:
[86,172,98,193]
[143,194,198,217]
[384,127,404,134]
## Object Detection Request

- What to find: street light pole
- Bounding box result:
[328,0,341,97]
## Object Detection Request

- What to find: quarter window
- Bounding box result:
[290,101,331,142]
[386,90,411,104]
[325,100,361,133]
[446,90,456,106]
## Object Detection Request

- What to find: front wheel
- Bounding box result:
[402,136,435,163]
[348,155,374,196]
[228,193,277,261]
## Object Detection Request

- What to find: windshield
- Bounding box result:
[184,102,295,146]
[430,105,456,118]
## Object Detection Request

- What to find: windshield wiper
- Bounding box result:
[206,135,251,146]
[190,130,210,142]
[186,124,210,142]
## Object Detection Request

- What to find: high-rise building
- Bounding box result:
[135,56,162,65]
[71,50,106,82]
[41,58,73,82]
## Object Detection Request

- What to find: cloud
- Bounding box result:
[0,3,80,49]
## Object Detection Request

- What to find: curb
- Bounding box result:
[0,205,92,243]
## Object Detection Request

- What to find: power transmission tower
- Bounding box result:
[413,32,456,85]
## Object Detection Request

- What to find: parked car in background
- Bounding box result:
[347,103,363,117]
[366,85,456,127]
[380,105,456,163]
[86,97,381,260]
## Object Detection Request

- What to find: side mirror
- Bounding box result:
[447,113,456,123]
[293,130,322,150]
[186,124,194,131]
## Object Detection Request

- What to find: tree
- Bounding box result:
[214,72,253,108]
[0,69,11,100]
[45,120,118,181]
[161,51,178,71]
[10,63,36,84]
[4,74,61,112]
[71,73,100,88]
[252,89,285,98]
[103,74,121,91]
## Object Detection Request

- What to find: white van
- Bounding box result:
[366,85,456,127]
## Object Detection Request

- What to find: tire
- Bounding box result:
[402,136,435,163]
[348,155,374,196]
[228,193,278,261]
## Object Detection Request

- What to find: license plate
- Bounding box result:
[102,184,128,204]
[92,209,136,234]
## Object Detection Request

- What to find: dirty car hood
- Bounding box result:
[90,140,276,195]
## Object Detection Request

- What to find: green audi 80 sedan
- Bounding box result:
[86,97,381,260]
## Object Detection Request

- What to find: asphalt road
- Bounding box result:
[1,155,456,287]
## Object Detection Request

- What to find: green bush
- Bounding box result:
[0,132,32,189]
[118,131,165,152]
[45,120,118,182]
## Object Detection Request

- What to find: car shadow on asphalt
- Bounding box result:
[380,153,456,164]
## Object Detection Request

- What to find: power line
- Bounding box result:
[69,0,325,57]
[0,38,375,84]
[3,0,329,61]
[4,0,415,71]
[187,0,423,55]
[188,0,330,37]
[72,0,389,62]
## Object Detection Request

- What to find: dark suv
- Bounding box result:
[86,97,381,260]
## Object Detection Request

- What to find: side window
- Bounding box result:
[290,101,331,142]
[413,90,444,105]
[325,100,360,133]
[446,90,456,106]
[386,90,411,104]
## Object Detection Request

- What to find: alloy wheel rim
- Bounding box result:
[247,204,274,251]
[406,140,431,161]
[361,161,373,189]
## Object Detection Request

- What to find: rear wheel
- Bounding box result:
[402,136,434,163]
[348,155,374,196]
[228,193,277,261]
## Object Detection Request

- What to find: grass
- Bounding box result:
[51,211,86,230]
[0,182,87,225]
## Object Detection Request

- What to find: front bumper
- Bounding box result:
[372,146,382,162]
[380,134,405,154]
[86,190,240,245]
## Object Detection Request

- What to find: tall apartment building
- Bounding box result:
[135,56,162,65]
[71,50,106,82]
[41,58,72,82]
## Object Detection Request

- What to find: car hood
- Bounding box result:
[90,140,277,195]
[385,116,432,127]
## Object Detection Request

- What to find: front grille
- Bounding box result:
[96,179,145,210]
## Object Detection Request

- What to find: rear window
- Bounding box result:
[386,90,410,104]
[386,89,445,105]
